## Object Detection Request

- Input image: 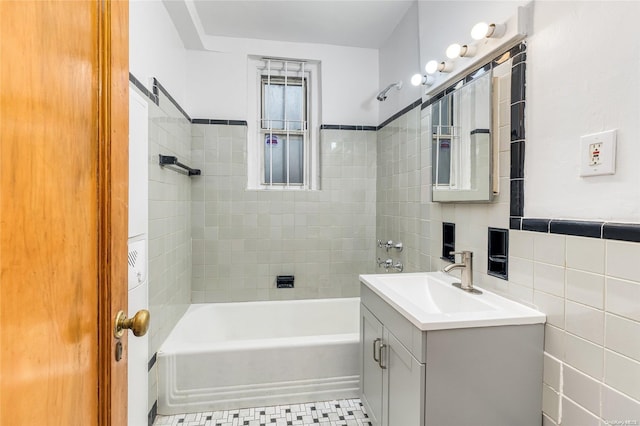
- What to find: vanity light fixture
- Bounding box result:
[445,43,477,59]
[471,22,506,40]
[411,73,435,87]
[425,60,453,75]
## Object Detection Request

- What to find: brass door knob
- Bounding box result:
[114,309,150,338]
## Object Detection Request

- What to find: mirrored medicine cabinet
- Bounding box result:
[428,70,493,202]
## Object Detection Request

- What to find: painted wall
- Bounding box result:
[525,1,640,221]
[417,1,527,75]
[184,38,379,125]
[377,1,422,124]
[416,0,640,222]
[130,0,188,107]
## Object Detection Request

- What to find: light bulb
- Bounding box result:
[438,61,453,73]
[471,22,490,40]
[411,74,423,86]
[446,44,462,59]
[425,60,439,75]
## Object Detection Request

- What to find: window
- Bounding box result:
[247,58,320,190]
[261,74,306,185]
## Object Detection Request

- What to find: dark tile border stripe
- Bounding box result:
[515,219,640,241]
[148,400,158,426]
[148,352,157,372]
[320,124,377,131]
[378,98,423,130]
[153,78,191,122]
[603,223,640,243]
[522,218,550,233]
[129,73,158,105]
[550,220,603,238]
[192,118,248,126]
[130,74,247,126]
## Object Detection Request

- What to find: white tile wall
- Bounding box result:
[606,277,640,322]
[606,314,640,362]
[566,269,604,309]
[563,365,600,414]
[605,350,640,401]
[499,230,640,425]
[561,397,600,426]
[403,55,640,424]
[566,236,605,274]
[601,385,640,424]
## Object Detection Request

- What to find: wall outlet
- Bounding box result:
[580,130,616,177]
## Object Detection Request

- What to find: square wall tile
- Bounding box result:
[509,256,534,287]
[534,262,565,297]
[565,301,604,345]
[601,385,640,424]
[510,231,534,259]
[566,269,604,309]
[605,349,640,401]
[607,240,640,283]
[564,333,604,379]
[566,236,605,274]
[605,314,640,362]
[534,233,566,266]
[563,365,601,414]
[606,277,640,322]
[560,397,599,426]
[534,291,565,328]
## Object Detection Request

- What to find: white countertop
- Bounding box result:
[359,271,546,331]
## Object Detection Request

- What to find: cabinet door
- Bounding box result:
[361,305,384,425]
[383,331,425,426]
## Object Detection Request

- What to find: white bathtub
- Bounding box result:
[157,298,360,415]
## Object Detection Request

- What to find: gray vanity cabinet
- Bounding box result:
[361,304,425,426]
[360,283,544,426]
[361,306,384,425]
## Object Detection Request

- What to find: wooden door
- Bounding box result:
[0,1,129,425]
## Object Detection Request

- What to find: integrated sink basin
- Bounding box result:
[359,271,545,330]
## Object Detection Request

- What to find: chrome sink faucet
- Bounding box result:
[443,251,482,294]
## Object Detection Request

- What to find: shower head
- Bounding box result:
[376,81,403,101]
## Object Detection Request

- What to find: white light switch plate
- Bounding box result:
[580,129,616,177]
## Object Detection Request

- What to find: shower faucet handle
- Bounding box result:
[377,257,393,269]
[383,240,403,252]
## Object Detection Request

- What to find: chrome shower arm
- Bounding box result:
[376,81,403,101]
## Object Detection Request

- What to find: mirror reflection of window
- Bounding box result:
[430,69,493,202]
[432,95,454,186]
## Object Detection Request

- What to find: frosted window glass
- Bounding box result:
[263,80,305,131]
[264,134,303,184]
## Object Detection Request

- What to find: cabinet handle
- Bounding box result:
[373,338,381,362]
[378,343,387,369]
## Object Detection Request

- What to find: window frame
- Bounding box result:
[247,57,320,191]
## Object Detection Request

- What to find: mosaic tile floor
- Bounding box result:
[153,398,371,426]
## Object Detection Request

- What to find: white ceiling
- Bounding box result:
[164,0,415,49]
